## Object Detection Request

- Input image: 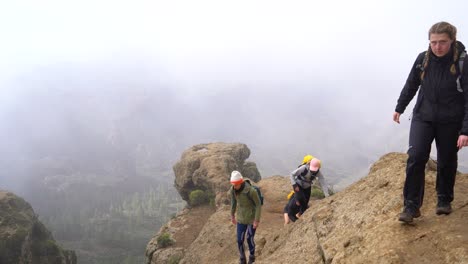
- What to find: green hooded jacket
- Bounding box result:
[230,181,262,224]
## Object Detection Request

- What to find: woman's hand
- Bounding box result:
[457,135,468,149]
[393,112,401,124]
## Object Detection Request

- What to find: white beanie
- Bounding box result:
[230,171,244,184]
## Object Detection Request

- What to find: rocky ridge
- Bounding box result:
[146,146,468,264]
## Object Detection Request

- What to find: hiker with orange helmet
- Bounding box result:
[290,155,330,214]
[229,171,261,264]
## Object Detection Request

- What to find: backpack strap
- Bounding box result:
[418,50,465,92]
[297,165,318,183]
[244,180,262,206]
[417,51,428,83]
[247,188,255,205]
[299,167,308,178]
[457,50,466,92]
[460,50,466,72]
[244,180,255,204]
[417,51,427,72]
[296,164,309,182]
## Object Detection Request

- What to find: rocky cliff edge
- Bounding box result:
[0,191,77,264]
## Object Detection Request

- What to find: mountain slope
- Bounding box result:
[146,151,468,264]
[259,152,468,264]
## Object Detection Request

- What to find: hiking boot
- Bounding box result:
[398,207,420,223]
[248,255,255,264]
[436,201,452,215]
[413,208,421,218]
[239,258,247,264]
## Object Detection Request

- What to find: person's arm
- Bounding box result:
[458,55,468,149]
[290,165,306,191]
[230,188,237,224]
[395,52,425,117]
[316,171,330,197]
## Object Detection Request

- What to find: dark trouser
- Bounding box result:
[236,223,256,259]
[404,118,460,209]
[295,185,311,213]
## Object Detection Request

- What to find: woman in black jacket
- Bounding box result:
[393,21,468,223]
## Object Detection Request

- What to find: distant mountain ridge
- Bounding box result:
[146,145,468,264]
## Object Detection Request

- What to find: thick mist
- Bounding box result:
[0,58,419,193]
[4,2,468,263]
[2,0,468,192]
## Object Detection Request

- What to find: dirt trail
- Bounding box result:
[170,205,216,248]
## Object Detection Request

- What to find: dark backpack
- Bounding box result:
[245,180,264,206]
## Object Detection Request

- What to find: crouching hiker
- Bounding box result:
[290,155,330,214]
[283,191,305,225]
[229,171,262,264]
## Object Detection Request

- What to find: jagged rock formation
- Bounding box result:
[146,142,261,264]
[146,151,468,264]
[0,191,77,264]
[172,142,261,202]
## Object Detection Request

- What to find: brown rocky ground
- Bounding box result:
[147,152,468,264]
[169,206,216,249]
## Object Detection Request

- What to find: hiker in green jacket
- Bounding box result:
[230,171,261,264]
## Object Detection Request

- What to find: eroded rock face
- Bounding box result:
[0,191,77,264]
[173,143,261,201]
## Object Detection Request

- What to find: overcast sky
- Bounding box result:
[0,0,467,115]
[2,0,468,189]
[2,0,468,87]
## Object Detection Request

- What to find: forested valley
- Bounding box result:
[25,176,184,264]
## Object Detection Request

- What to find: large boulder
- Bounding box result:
[173,143,261,202]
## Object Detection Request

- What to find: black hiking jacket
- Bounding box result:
[395,41,468,135]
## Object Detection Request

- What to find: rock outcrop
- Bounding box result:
[173,142,261,202]
[0,191,77,264]
[146,150,468,264]
[146,142,261,264]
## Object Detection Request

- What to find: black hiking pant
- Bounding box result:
[404,118,460,209]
